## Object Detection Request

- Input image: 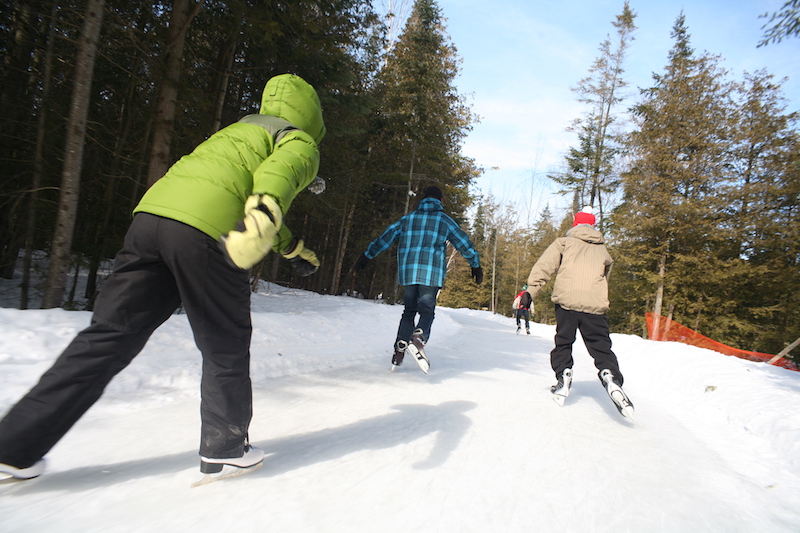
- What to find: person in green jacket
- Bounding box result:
[0,74,325,481]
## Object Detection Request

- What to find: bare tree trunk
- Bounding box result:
[210,4,243,133]
[404,140,415,214]
[332,202,355,295]
[21,2,59,310]
[210,41,236,133]
[146,0,204,187]
[41,0,105,309]
[491,228,497,313]
[85,73,139,306]
[651,252,667,340]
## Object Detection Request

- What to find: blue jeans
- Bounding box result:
[516,309,530,328]
[395,285,439,345]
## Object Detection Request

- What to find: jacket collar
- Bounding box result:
[417,197,443,212]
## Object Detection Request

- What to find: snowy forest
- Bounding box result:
[0,0,798,363]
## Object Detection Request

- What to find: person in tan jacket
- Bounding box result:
[526,207,630,412]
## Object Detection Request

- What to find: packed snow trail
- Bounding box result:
[0,293,799,532]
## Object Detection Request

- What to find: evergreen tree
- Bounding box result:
[723,71,800,353]
[611,13,734,338]
[353,0,479,302]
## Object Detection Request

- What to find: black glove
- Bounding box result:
[471,267,484,284]
[354,253,370,273]
[282,238,320,277]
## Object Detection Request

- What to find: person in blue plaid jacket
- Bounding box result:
[354,186,483,368]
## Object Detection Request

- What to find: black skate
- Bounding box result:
[391,340,407,371]
[0,459,45,481]
[599,369,635,421]
[550,368,572,406]
[193,445,265,487]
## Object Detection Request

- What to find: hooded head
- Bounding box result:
[573,205,596,227]
[260,74,326,144]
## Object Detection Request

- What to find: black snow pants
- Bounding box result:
[550,304,623,385]
[0,214,253,468]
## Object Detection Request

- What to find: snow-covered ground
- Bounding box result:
[1,284,799,532]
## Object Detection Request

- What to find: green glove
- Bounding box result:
[282,238,320,277]
[221,194,282,269]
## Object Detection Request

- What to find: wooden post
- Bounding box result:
[767,336,800,365]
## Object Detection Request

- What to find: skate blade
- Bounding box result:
[0,473,24,485]
[406,345,429,374]
[609,390,636,421]
[552,393,567,407]
[191,461,263,488]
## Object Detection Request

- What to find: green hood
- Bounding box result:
[260,74,326,144]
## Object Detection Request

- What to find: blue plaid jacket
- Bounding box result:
[365,197,480,287]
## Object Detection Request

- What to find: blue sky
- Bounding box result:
[399,0,800,224]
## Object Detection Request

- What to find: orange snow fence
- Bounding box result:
[645,313,798,372]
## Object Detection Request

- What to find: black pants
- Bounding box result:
[550,304,623,384]
[0,214,253,468]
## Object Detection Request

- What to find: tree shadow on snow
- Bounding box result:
[4,400,475,495]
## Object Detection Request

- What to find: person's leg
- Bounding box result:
[395,285,419,345]
[414,285,439,342]
[158,218,253,459]
[578,312,623,385]
[516,309,521,327]
[550,304,578,379]
[0,214,180,468]
[523,309,530,330]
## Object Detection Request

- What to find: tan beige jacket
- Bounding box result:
[526,225,613,315]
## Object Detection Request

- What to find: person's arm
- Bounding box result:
[446,220,480,268]
[526,239,564,298]
[252,130,319,213]
[354,219,403,274]
[446,219,482,283]
[222,130,319,270]
[365,219,403,259]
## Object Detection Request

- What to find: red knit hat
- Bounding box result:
[573,206,596,227]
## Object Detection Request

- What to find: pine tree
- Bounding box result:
[354,0,479,302]
[611,13,734,337]
[372,0,476,211]
[723,71,800,353]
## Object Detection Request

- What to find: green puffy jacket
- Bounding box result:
[134,74,326,251]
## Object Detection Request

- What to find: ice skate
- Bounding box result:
[599,369,635,421]
[391,340,407,371]
[408,329,430,374]
[0,459,45,481]
[550,368,572,406]
[193,445,264,487]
